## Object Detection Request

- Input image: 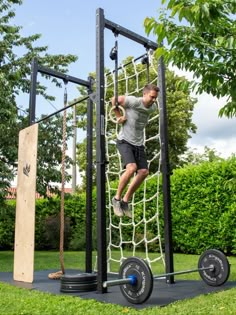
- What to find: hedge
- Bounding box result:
[170,157,236,254]
[0,193,95,251]
[0,156,236,254]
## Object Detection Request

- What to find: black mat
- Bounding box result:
[0,270,235,309]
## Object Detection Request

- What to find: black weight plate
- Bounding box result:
[60,281,97,293]
[119,257,153,304]
[61,279,97,286]
[61,273,97,283]
[198,249,230,286]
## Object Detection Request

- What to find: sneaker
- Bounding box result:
[112,197,124,217]
[120,200,132,218]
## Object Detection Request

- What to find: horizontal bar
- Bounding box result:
[105,53,147,76]
[103,275,138,288]
[104,18,158,50]
[36,95,89,123]
[38,65,91,87]
[154,265,214,280]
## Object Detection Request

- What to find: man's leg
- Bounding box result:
[113,140,139,217]
[114,163,137,200]
[122,168,149,203]
[113,163,137,217]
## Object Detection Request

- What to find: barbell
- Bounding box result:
[103,249,230,304]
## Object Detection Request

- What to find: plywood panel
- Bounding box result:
[13,124,38,283]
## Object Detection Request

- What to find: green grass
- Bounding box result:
[0,251,236,314]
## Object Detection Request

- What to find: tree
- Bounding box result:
[76,57,197,186]
[180,146,224,166]
[36,114,74,197]
[0,73,18,200]
[149,68,197,171]
[144,0,236,117]
[0,0,77,200]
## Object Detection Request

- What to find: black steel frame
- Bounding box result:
[95,7,174,293]
[28,58,94,273]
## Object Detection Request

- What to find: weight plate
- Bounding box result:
[61,279,97,286]
[119,257,153,304]
[60,273,97,293]
[198,249,230,287]
[61,273,97,283]
[60,281,97,293]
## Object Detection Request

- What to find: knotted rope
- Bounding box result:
[48,82,67,280]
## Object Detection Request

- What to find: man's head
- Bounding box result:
[142,84,159,107]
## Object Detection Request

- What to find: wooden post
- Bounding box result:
[13,124,38,283]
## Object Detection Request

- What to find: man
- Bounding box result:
[111,83,160,218]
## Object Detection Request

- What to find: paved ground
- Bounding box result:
[0,269,235,309]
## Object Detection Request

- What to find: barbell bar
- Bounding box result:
[154,265,214,280]
[103,275,137,288]
[102,249,230,305]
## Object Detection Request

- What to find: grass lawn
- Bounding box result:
[0,251,236,314]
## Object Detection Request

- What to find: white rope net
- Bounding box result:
[104,52,165,273]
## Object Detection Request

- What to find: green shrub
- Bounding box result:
[0,194,95,251]
[1,157,236,254]
[0,201,16,249]
[44,214,71,249]
[70,224,97,251]
[34,194,94,250]
[170,157,236,254]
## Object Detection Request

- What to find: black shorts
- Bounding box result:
[116,139,148,170]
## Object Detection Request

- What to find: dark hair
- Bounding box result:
[143,84,160,93]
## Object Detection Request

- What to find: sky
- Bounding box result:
[12,0,236,161]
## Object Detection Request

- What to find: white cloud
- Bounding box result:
[189,93,236,158]
[170,66,236,158]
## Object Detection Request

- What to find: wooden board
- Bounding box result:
[13,124,38,283]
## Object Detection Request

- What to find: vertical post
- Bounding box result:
[29,58,38,126]
[72,106,77,193]
[85,77,94,273]
[95,8,107,292]
[158,55,174,284]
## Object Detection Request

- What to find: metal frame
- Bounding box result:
[29,58,91,125]
[95,7,174,293]
[28,59,94,273]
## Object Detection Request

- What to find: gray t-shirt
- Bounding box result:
[117,96,157,146]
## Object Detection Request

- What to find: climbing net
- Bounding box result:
[104,52,165,273]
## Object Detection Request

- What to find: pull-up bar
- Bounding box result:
[38,64,90,87]
[103,7,158,86]
[104,18,158,51]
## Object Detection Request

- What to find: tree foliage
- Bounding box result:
[144,0,236,117]
[180,145,224,166]
[36,114,74,197]
[0,0,77,200]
